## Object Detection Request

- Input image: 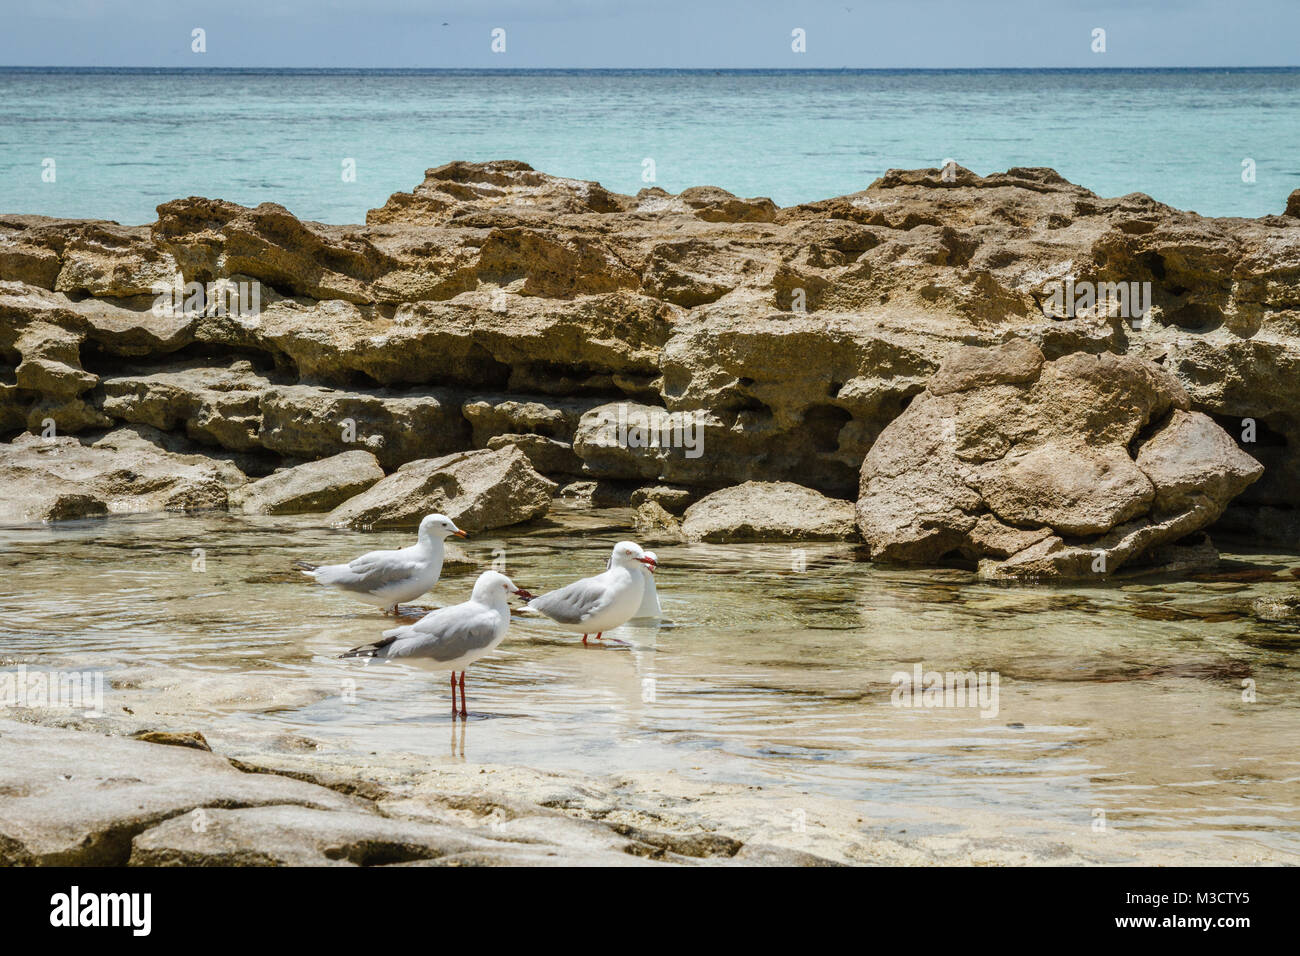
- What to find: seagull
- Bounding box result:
[632,550,661,620]
[340,570,533,718]
[522,541,657,645]
[610,548,661,621]
[295,513,467,615]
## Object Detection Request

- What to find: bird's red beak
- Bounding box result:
[453,530,469,538]
[638,556,657,571]
[513,587,534,600]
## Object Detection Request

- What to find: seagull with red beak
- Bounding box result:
[632,550,661,620]
[521,541,657,645]
[296,513,468,615]
[341,570,534,719]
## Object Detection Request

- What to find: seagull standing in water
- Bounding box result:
[340,570,533,718]
[522,541,656,644]
[632,550,661,620]
[296,513,467,615]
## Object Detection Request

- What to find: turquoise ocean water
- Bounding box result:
[1,67,1298,226]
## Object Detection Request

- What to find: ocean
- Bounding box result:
[1,67,1298,225]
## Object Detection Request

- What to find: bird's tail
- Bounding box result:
[340,635,397,660]
[293,559,319,576]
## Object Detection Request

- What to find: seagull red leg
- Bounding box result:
[458,671,468,719]
[582,633,588,646]
[450,671,458,716]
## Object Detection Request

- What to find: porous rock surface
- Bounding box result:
[856,341,1263,578]
[2,160,1294,546]
[0,719,834,867]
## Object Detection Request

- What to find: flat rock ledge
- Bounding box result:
[0,719,836,867]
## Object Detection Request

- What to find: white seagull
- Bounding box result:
[632,549,661,620]
[296,513,467,615]
[341,570,533,718]
[523,541,657,645]
[611,548,661,621]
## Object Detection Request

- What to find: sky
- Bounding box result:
[0,0,1295,69]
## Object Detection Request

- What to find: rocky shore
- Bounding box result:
[0,716,838,866]
[3,160,1298,576]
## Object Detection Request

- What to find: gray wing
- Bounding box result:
[315,550,421,593]
[386,606,501,663]
[527,576,614,625]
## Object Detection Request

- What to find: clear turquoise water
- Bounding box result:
[1,68,1298,225]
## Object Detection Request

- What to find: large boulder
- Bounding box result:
[232,450,384,515]
[682,481,858,542]
[856,341,1264,578]
[327,445,556,531]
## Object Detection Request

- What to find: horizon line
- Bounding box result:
[3,65,1299,72]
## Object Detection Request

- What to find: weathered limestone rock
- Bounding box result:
[678,185,778,224]
[857,341,1264,578]
[682,481,858,542]
[232,450,384,515]
[13,322,97,399]
[462,393,605,446]
[3,161,1299,539]
[55,224,178,297]
[485,433,584,476]
[366,159,630,227]
[629,484,698,515]
[128,805,588,867]
[977,443,1154,536]
[572,401,720,485]
[0,720,361,865]
[0,425,244,523]
[245,292,673,392]
[99,362,469,470]
[153,197,391,304]
[0,719,697,867]
[258,383,467,470]
[634,500,684,538]
[100,362,268,451]
[1135,409,1267,520]
[328,445,555,531]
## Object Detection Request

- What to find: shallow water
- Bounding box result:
[2,506,1298,862]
